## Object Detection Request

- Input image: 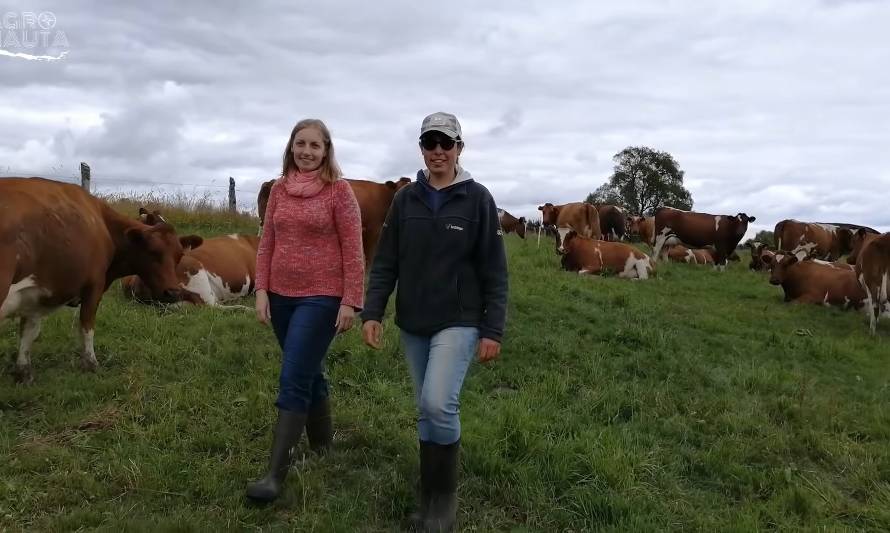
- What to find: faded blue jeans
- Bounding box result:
[400,326,480,444]
[268,293,340,413]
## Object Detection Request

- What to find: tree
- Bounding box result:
[584,182,625,207]
[744,230,774,248]
[602,146,693,216]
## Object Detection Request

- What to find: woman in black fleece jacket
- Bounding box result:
[361,112,508,532]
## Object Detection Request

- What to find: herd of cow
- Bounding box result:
[1,176,889,384]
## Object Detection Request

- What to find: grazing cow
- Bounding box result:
[847,229,884,265]
[653,207,755,269]
[855,233,890,334]
[0,178,202,383]
[662,244,715,265]
[774,220,876,261]
[498,209,527,239]
[257,177,412,266]
[538,202,601,253]
[122,233,259,307]
[595,204,626,241]
[765,254,865,309]
[628,216,655,247]
[560,231,654,279]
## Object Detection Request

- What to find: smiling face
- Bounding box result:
[420,132,462,178]
[292,126,327,173]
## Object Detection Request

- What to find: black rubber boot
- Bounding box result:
[409,441,434,529]
[245,409,307,502]
[423,440,459,533]
[305,397,333,453]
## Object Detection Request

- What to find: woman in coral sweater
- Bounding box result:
[246,119,364,503]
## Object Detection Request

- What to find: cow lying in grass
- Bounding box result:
[765,254,864,310]
[560,231,654,280]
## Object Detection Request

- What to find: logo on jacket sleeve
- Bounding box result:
[446,223,464,231]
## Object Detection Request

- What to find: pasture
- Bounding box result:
[1,203,889,531]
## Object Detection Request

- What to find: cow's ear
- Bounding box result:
[537,205,543,211]
[519,217,526,223]
[180,235,203,251]
[748,216,756,222]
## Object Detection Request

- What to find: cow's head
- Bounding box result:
[125,223,203,303]
[628,216,644,235]
[138,207,168,226]
[561,230,582,255]
[847,228,873,265]
[385,177,412,191]
[768,254,798,285]
[748,241,766,270]
[538,203,559,226]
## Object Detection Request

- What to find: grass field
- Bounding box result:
[2,203,889,532]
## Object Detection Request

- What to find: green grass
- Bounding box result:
[2,206,889,531]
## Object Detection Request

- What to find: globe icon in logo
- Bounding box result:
[37,12,57,30]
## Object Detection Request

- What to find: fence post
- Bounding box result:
[80,162,91,193]
[228,177,236,212]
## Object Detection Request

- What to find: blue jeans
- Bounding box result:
[400,327,480,444]
[268,293,340,413]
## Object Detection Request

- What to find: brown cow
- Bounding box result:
[847,229,884,265]
[123,233,259,307]
[0,178,202,383]
[560,231,654,279]
[662,244,714,265]
[773,220,877,261]
[653,207,755,269]
[257,177,412,266]
[538,202,601,253]
[628,216,655,247]
[747,242,779,271]
[855,233,890,334]
[498,209,527,239]
[765,255,864,310]
[595,204,626,241]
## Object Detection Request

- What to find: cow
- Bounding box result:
[0,178,203,383]
[855,233,890,335]
[560,231,654,280]
[257,177,412,267]
[595,204,626,241]
[653,207,755,269]
[661,244,715,265]
[538,202,601,254]
[122,233,259,308]
[747,242,779,271]
[628,216,655,247]
[847,229,884,265]
[774,220,877,261]
[498,209,527,239]
[764,254,865,310]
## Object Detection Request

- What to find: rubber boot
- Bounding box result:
[423,440,459,532]
[409,441,434,529]
[305,397,333,453]
[245,409,307,502]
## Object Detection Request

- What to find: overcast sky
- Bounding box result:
[2,0,888,238]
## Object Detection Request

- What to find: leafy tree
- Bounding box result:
[744,230,774,248]
[598,146,693,216]
[584,183,624,207]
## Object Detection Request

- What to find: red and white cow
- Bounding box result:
[765,255,864,310]
[560,231,654,280]
[653,207,755,269]
[538,202,601,254]
[855,233,890,335]
[498,209,527,239]
[628,216,655,247]
[661,244,715,265]
[0,178,202,383]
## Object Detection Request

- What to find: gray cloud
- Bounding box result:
[1,0,888,235]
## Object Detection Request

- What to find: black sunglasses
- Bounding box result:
[420,135,458,151]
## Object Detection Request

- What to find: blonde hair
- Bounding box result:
[280,119,342,183]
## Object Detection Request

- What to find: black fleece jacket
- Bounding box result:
[361,171,508,342]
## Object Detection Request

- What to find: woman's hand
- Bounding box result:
[477,338,501,363]
[362,320,383,349]
[335,305,355,334]
[255,290,270,325]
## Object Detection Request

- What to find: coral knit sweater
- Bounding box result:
[255,179,364,309]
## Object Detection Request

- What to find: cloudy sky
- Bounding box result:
[2,0,888,238]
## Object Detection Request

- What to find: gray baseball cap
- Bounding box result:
[420,112,462,140]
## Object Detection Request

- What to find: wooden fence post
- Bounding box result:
[228,177,236,212]
[80,162,91,193]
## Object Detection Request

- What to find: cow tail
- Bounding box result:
[0,257,13,319]
[775,220,785,250]
[586,204,598,238]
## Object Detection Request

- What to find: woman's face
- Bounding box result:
[420,132,462,175]
[292,127,326,172]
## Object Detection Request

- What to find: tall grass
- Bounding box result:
[1,206,888,531]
